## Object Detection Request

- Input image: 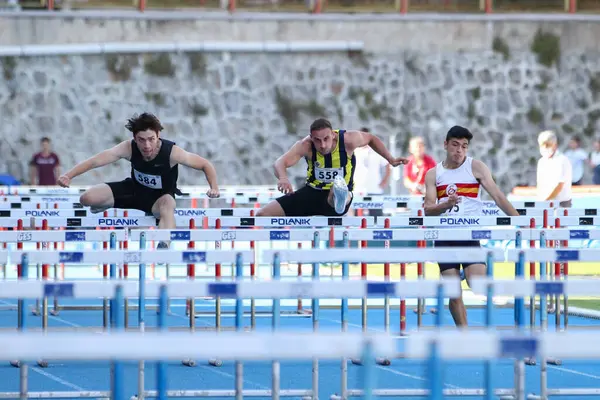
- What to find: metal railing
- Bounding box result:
[10,0,594,13]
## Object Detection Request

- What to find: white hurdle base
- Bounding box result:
[0,392,109,399]
[527,388,600,399]
[133,389,313,399]
[330,388,516,398]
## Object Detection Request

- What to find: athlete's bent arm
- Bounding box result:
[344,130,408,166]
[170,146,220,197]
[274,140,308,180]
[423,168,452,216]
[59,141,131,185]
[273,140,310,194]
[472,159,519,217]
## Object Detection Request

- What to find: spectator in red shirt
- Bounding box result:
[29,137,60,186]
[403,136,436,195]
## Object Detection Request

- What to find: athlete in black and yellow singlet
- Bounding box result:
[255,118,408,218]
[305,129,356,192]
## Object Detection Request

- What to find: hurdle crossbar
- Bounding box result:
[1,250,253,265]
[0,208,266,218]
[0,279,463,300]
[0,230,127,243]
[0,331,395,361]
[261,248,600,263]
[126,227,600,242]
[2,215,597,229]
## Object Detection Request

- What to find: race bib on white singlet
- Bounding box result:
[134,169,163,190]
[441,184,462,215]
[315,167,343,183]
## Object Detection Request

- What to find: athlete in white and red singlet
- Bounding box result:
[423,125,519,327]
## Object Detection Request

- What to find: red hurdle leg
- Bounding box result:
[529,218,536,328]
[383,218,391,332]
[562,209,569,330]
[214,218,222,332]
[41,220,49,330]
[360,218,368,330]
[16,219,23,328]
[415,210,426,326]
[186,219,196,329]
[554,217,562,331]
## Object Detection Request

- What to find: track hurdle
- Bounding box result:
[129,227,316,322]
[6,249,600,399]
[0,273,459,400]
[25,214,598,230]
[0,228,126,323]
[6,212,598,319]
[264,247,600,400]
[5,278,600,400]
[31,220,597,336]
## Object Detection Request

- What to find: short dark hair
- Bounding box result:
[41,137,50,143]
[571,136,581,144]
[309,118,332,133]
[125,113,164,136]
[445,125,473,143]
[361,127,370,132]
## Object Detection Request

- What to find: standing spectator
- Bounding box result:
[403,136,436,195]
[536,130,572,207]
[352,127,391,216]
[29,137,60,186]
[589,139,600,185]
[564,136,588,185]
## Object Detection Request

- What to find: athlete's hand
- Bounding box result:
[446,194,461,208]
[206,188,220,198]
[389,157,409,167]
[57,175,70,188]
[277,178,293,194]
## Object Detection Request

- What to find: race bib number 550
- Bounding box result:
[315,167,343,183]
[134,170,163,189]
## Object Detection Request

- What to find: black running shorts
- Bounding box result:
[275,185,353,217]
[107,178,175,215]
[435,240,485,272]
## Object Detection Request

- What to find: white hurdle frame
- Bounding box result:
[0,215,595,229]
[6,276,600,400]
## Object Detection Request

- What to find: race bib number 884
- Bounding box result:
[134,170,163,189]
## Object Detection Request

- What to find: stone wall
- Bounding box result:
[1,14,599,190]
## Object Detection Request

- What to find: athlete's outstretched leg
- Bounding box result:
[327,177,351,214]
[256,200,286,217]
[152,194,176,249]
[440,268,467,327]
[79,184,115,214]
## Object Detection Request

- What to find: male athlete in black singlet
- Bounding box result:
[58,113,220,247]
[257,118,408,217]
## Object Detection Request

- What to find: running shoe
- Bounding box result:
[157,241,169,265]
[332,176,349,215]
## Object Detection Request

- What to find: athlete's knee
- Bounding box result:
[80,190,102,207]
[256,207,271,217]
[464,263,485,286]
[79,184,113,208]
[153,195,176,218]
[256,201,285,217]
[79,191,92,206]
